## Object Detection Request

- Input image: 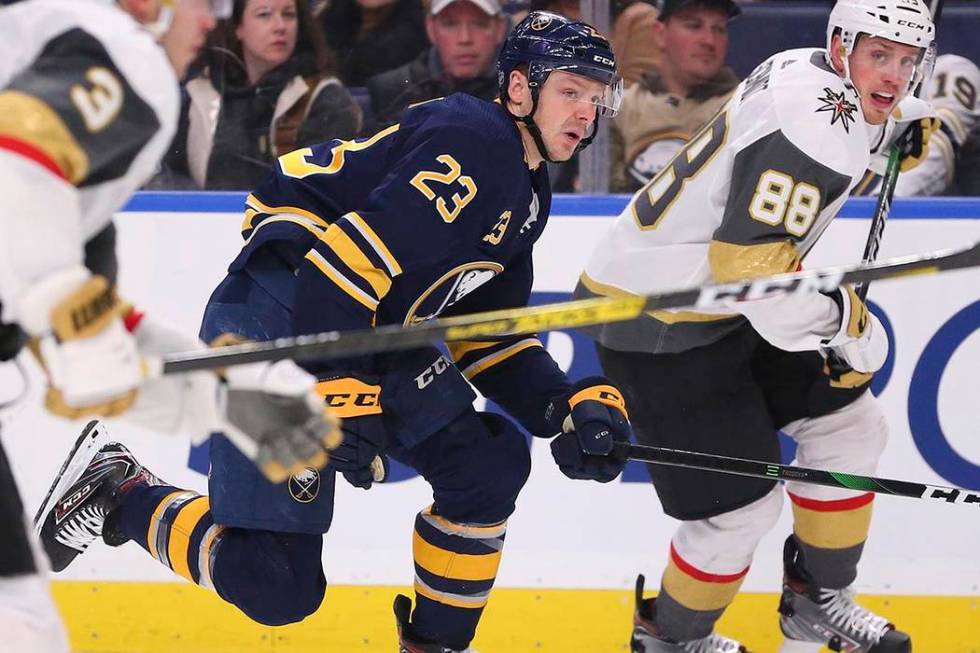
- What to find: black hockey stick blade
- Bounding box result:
[157,237,980,375]
[620,442,980,506]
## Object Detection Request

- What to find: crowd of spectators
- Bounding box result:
[148,0,980,196]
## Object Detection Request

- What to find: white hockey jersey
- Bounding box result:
[0,0,178,324]
[853,54,980,196]
[576,48,933,355]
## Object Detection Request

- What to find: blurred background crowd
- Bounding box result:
[95,0,980,195]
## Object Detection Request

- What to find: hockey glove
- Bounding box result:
[898,117,940,172]
[18,267,142,418]
[545,376,631,483]
[821,286,887,375]
[318,374,389,489]
[206,334,341,483]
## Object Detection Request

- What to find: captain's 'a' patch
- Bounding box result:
[815,87,858,133]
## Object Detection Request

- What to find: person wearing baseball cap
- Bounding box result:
[363,0,507,132]
[609,0,741,191]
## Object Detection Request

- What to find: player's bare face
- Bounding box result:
[236,0,299,83]
[426,2,504,82]
[847,37,922,125]
[536,71,604,161]
[656,7,728,90]
[162,0,219,78]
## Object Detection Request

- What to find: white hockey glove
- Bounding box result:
[821,287,888,374]
[131,324,341,483]
[16,266,142,418]
[221,353,342,483]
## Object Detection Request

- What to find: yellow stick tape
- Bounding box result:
[52,582,979,652]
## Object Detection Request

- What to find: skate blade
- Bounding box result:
[33,419,111,532]
[779,639,829,653]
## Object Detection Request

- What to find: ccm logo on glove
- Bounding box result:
[317,377,382,417]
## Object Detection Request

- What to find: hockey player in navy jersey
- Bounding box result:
[575,0,937,651]
[36,11,633,652]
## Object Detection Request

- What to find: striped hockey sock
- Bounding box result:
[117,484,225,588]
[655,543,750,642]
[789,491,874,588]
[410,505,506,649]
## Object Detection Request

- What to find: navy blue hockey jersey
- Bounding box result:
[228,94,570,443]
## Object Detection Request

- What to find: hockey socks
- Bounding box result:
[115,484,225,587]
[654,543,750,642]
[410,505,506,649]
[788,491,873,588]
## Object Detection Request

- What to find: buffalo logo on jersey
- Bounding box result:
[405,263,503,324]
[288,468,321,503]
[816,87,858,133]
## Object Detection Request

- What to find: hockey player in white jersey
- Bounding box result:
[575,1,938,651]
[854,52,980,196]
[0,1,341,651]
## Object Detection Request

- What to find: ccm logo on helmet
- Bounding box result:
[897,19,928,30]
[593,54,614,67]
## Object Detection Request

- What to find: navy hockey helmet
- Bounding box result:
[498,11,623,118]
[497,12,623,161]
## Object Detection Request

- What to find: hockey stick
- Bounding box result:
[155,238,980,375]
[619,442,980,507]
[853,0,944,303]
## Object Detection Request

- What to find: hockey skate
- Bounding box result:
[34,420,158,572]
[778,538,911,652]
[631,575,747,653]
[393,594,478,653]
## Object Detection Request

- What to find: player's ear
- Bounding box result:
[507,69,531,115]
[829,32,847,74]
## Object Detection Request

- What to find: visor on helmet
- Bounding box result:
[531,63,624,117]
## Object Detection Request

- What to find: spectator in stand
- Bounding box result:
[318,0,428,86]
[165,0,362,190]
[364,0,507,133]
[612,1,660,87]
[610,0,740,192]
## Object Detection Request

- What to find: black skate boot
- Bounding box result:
[34,420,159,572]
[778,537,912,652]
[631,575,747,653]
[393,594,476,653]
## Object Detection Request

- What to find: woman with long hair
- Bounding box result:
[167,0,362,189]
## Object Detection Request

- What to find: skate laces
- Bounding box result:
[682,633,743,653]
[55,504,105,552]
[817,586,891,643]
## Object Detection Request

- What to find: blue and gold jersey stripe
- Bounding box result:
[448,337,544,380]
[304,248,380,311]
[342,212,403,277]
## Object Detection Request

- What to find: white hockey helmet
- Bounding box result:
[826,0,937,90]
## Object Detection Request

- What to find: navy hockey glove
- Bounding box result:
[545,376,631,483]
[319,373,389,489]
